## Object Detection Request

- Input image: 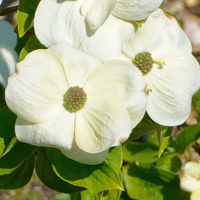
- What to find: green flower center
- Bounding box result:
[132,52,154,76]
[63,86,87,113]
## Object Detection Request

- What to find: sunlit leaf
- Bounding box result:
[47,148,124,193]
[172,123,200,153]
[19,35,46,61]
[0,141,38,175]
[17,0,40,37]
[36,148,84,194]
[123,162,190,200]
[156,153,182,173]
[0,106,17,157]
[0,153,35,189]
[156,124,172,157]
[123,141,158,164]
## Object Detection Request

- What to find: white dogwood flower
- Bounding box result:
[34,0,162,62]
[180,161,200,200]
[117,9,200,126]
[5,43,147,165]
[81,0,163,30]
[0,20,18,87]
[34,0,126,62]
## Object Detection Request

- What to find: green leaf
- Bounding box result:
[123,141,158,164]
[0,141,38,175]
[17,0,40,37]
[128,113,155,140]
[156,124,173,157]
[0,153,35,189]
[0,106,17,157]
[0,83,6,110]
[123,163,190,200]
[135,20,144,27]
[103,189,121,200]
[146,131,159,146]
[55,194,71,200]
[105,146,122,174]
[193,89,200,117]
[15,36,31,55]
[172,123,200,153]
[35,148,84,194]
[19,35,46,61]
[47,148,124,193]
[156,153,182,173]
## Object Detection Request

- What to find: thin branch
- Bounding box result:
[0,5,18,16]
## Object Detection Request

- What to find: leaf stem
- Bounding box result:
[0,5,18,16]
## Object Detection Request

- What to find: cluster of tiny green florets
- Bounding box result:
[132,52,154,76]
[63,86,87,113]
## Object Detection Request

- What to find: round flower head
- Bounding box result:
[0,20,18,87]
[117,8,200,126]
[5,43,147,165]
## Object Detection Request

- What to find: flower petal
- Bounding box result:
[0,45,18,87]
[34,0,126,62]
[180,162,200,192]
[75,98,132,153]
[147,9,192,58]
[49,43,102,87]
[15,108,75,150]
[81,0,117,30]
[122,16,155,58]
[191,188,200,200]
[112,0,162,21]
[84,60,147,128]
[61,140,109,165]
[146,49,200,126]
[5,49,69,123]
[0,20,17,49]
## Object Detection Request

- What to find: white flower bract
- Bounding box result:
[180,161,200,200]
[5,43,147,165]
[117,9,200,126]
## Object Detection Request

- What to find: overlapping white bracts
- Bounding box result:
[0,20,18,87]
[180,161,200,200]
[5,43,147,164]
[34,0,162,62]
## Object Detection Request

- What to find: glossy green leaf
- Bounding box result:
[47,148,124,193]
[156,124,172,157]
[193,89,200,117]
[0,106,17,157]
[156,153,182,173]
[36,148,84,194]
[123,142,158,164]
[123,163,190,200]
[0,83,5,110]
[17,0,40,37]
[105,146,122,174]
[103,189,121,200]
[19,35,46,61]
[0,153,35,189]
[128,113,155,140]
[172,123,200,153]
[147,131,159,146]
[55,194,71,200]
[0,141,38,175]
